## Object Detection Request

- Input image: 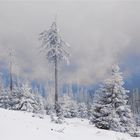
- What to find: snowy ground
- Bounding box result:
[0,108,139,140]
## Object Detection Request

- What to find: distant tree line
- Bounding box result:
[128,88,140,126]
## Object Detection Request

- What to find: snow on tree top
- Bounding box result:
[112,64,120,73]
[39,21,70,64]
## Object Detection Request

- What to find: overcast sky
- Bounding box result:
[0,0,140,85]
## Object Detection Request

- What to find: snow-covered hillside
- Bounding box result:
[0,109,139,140]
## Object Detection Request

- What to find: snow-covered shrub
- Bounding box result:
[0,77,11,109]
[50,102,64,124]
[0,89,11,109]
[61,94,78,118]
[45,103,54,115]
[87,103,93,120]
[77,102,88,118]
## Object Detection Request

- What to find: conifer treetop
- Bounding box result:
[39,21,70,64]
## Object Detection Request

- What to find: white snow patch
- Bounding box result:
[0,108,139,140]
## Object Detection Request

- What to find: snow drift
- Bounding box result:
[0,108,139,140]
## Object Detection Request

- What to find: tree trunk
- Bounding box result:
[9,58,13,94]
[55,56,58,114]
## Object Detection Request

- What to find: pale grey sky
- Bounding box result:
[0,0,140,84]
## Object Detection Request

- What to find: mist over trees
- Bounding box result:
[0,20,139,136]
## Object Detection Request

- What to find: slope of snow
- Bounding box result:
[0,108,139,140]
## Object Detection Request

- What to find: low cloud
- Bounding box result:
[0,1,140,85]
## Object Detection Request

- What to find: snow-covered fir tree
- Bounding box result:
[61,94,78,118]
[87,103,93,120]
[0,88,11,109]
[0,73,3,94]
[11,82,44,114]
[39,19,70,122]
[45,102,54,115]
[77,102,88,118]
[0,73,11,109]
[129,88,140,126]
[91,64,139,136]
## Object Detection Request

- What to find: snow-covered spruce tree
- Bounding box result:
[39,20,70,123]
[87,103,93,120]
[0,89,11,109]
[61,94,78,118]
[34,90,45,115]
[0,73,11,109]
[91,64,139,136]
[77,102,88,119]
[129,88,140,126]
[11,82,44,114]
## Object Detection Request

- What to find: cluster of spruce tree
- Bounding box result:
[45,93,90,119]
[0,81,45,114]
[0,73,90,121]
